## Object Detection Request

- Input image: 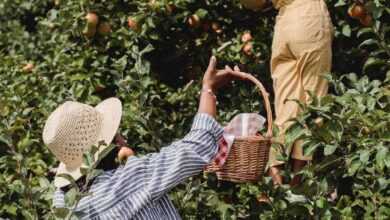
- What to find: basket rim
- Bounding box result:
[233,135,272,141]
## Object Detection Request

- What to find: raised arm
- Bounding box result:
[108,57,248,204]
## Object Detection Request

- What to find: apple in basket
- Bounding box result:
[240,0,267,11]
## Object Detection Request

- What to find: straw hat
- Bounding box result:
[42,98,122,188]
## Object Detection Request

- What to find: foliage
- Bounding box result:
[0,0,389,219]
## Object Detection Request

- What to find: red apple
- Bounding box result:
[242,42,253,56]
[241,31,253,43]
[348,3,366,19]
[128,17,139,31]
[118,147,134,161]
[188,14,201,28]
[211,22,222,34]
[85,12,99,27]
[22,63,34,73]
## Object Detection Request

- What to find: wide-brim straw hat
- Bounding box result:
[42,98,122,188]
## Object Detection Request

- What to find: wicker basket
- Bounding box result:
[205,74,273,183]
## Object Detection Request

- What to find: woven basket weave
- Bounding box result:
[205,74,273,183]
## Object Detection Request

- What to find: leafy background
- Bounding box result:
[0,0,389,219]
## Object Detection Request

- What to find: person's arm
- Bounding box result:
[103,57,247,207]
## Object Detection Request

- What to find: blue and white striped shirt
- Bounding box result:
[53,113,223,219]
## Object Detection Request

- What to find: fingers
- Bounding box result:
[206,56,217,73]
[225,65,233,72]
[216,69,247,81]
[232,71,248,80]
[234,65,240,72]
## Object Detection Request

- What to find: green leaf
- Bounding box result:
[324,144,337,156]
[285,123,306,148]
[21,209,35,220]
[348,160,361,175]
[359,39,379,48]
[57,174,79,190]
[195,9,208,18]
[376,146,388,170]
[4,204,18,215]
[303,141,320,156]
[315,197,327,208]
[357,27,374,38]
[65,188,78,207]
[342,24,351,37]
[53,207,70,218]
[359,150,370,164]
[82,152,94,167]
[363,57,386,73]
[334,0,346,7]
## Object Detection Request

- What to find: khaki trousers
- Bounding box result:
[269,0,333,167]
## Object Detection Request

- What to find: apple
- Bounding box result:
[242,42,253,56]
[118,147,134,161]
[211,22,222,34]
[241,31,252,43]
[83,12,98,38]
[348,3,366,19]
[187,14,200,28]
[85,12,99,27]
[359,14,372,26]
[22,63,34,73]
[97,22,111,35]
[128,17,139,31]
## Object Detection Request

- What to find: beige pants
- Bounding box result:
[269,0,333,167]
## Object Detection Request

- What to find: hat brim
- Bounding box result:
[54,97,122,188]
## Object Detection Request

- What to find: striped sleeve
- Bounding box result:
[144,113,223,200]
[113,113,223,203]
[52,188,66,208]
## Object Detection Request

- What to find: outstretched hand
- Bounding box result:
[202,56,249,91]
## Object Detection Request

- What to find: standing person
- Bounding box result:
[241,0,334,185]
[45,56,248,219]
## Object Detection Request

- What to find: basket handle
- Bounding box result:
[242,73,273,138]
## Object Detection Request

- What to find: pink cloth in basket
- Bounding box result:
[213,133,234,166]
[210,113,266,167]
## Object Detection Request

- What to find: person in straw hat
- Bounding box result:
[44,56,248,219]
